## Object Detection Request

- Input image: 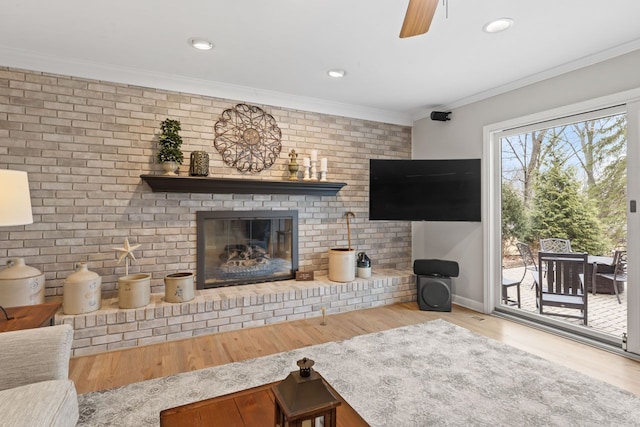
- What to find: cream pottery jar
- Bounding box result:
[118,273,151,309]
[63,262,101,314]
[0,258,45,307]
[328,248,356,282]
[164,272,195,303]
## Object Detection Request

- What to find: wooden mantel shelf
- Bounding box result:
[140,175,347,196]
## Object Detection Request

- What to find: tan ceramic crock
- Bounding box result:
[164,272,195,303]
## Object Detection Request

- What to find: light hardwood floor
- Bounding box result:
[70,302,640,396]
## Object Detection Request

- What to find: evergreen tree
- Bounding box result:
[529,155,607,255]
[502,182,528,251]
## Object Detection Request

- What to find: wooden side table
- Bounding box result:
[0,302,62,332]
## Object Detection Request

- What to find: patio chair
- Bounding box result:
[540,238,572,253]
[537,251,588,326]
[502,270,524,308]
[516,242,545,289]
[593,250,626,304]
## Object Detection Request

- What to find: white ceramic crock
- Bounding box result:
[63,262,101,314]
[164,272,195,303]
[118,273,151,309]
[328,248,356,282]
[0,258,45,307]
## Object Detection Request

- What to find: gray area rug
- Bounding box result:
[78,319,640,426]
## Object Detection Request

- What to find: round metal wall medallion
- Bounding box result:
[214,104,282,173]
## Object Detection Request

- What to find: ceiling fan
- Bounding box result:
[400,0,440,38]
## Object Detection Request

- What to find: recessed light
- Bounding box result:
[327,69,346,78]
[482,18,514,34]
[189,38,214,50]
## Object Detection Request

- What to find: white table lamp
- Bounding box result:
[0,170,34,319]
[0,170,33,226]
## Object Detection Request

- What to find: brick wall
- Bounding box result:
[0,66,412,297]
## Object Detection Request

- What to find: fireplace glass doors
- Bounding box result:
[196,211,298,289]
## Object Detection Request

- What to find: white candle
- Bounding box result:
[310,150,318,162]
[303,157,310,167]
[320,157,327,171]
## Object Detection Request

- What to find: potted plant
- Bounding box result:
[157,118,184,175]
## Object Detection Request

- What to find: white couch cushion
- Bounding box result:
[0,379,78,427]
[0,324,73,391]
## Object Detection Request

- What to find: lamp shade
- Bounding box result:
[0,170,33,226]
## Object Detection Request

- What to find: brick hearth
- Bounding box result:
[56,270,415,356]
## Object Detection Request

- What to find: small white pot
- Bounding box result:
[118,273,151,309]
[162,161,179,175]
[164,272,195,303]
[328,248,356,282]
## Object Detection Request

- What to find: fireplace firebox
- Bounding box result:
[196,210,298,289]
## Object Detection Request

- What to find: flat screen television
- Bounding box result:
[369,159,481,222]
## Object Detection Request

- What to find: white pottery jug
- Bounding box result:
[0,258,45,307]
[63,262,101,314]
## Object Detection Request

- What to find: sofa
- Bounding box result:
[0,324,79,426]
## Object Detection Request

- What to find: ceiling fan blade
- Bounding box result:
[400,0,439,38]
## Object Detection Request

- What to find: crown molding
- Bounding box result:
[0,46,413,127]
[412,38,640,122]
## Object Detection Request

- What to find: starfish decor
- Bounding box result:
[113,237,141,276]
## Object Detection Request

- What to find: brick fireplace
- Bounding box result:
[2,66,415,355]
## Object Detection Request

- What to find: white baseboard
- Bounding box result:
[452,294,485,313]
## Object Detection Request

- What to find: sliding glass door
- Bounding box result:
[494,105,632,346]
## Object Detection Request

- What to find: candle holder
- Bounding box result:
[303,164,311,181]
[310,160,318,181]
[320,158,327,181]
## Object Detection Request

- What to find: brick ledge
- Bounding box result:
[56,269,416,356]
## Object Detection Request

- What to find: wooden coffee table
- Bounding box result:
[160,378,369,427]
[0,302,62,332]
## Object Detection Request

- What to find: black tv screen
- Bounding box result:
[369,159,481,222]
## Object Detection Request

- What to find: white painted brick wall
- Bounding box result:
[0,66,412,300]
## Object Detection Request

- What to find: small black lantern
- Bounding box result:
[273,358,341,427]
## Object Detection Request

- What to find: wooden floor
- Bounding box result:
[70,302,640,396]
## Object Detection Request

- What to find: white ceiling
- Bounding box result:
[2,0,640,125]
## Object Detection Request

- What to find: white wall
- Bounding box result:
[412,49,640,309]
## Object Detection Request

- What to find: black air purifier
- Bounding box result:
[413,259,459,312]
